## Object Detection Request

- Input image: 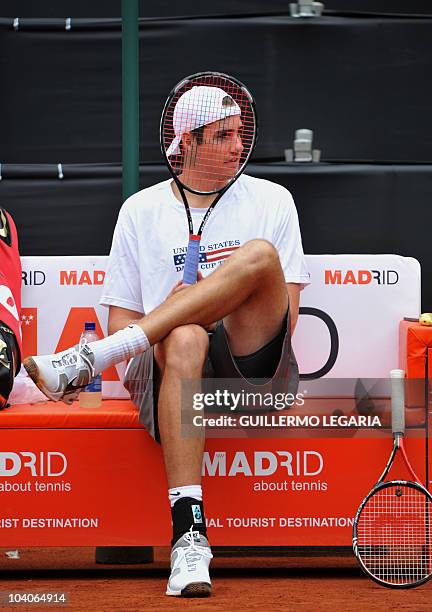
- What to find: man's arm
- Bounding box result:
[108,282,300,336]
[107,274,206,336]
[287,283,300,333]
[108,305,144,336]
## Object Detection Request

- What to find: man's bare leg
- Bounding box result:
[150,238,288,494]
[140,239,288,349]
[154,325,208,489]
[153,325,212,598]
[145,238,287,491]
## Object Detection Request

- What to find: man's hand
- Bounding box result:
[166,272,199,300]
[165,279,186,300]
[166,272,205,299]
[166,273,217,331]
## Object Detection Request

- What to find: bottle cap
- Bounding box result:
[390,369,405,379]
[84,322,96,331]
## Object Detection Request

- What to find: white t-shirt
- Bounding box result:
[100,174,310,314]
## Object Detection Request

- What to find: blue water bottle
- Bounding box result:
[78,322,102,408]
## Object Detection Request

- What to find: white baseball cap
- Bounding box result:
[166,85,241,157]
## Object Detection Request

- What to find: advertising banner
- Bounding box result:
[20,256,128,398]
[20,254,421,395]
[0,431,427,547]
[293,254,420,380]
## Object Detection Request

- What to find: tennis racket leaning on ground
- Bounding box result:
[160,71,257,285]
[353,369,432,588]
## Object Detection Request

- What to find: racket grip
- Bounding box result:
[183,236,201,285]
[390,369,405,435]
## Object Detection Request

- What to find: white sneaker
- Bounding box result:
[166,526,213,597]
[23,338,95,405]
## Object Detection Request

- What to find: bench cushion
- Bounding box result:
[0,400,141,429]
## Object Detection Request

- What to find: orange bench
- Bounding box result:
[0,395,428,548]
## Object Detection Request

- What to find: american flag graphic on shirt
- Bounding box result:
[173,244,239,267]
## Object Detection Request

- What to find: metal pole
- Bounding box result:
[122,0,140,200]
[96,2,153,565]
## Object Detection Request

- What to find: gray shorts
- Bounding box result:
[124,312,299,441]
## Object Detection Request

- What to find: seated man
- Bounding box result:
[0,208,22,409]
[24,83,309,598]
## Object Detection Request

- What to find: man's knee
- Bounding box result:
[157,325,209,373]
[241,239,280,273]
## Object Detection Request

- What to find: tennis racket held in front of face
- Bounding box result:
[160,71,257,285]
[352,369,432,588]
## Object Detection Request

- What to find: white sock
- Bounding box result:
[88,324,150,373]
[169,485,202,508]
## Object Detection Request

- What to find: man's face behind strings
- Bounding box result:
[181,114,244,192]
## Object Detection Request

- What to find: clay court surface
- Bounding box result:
[0,548,431,611]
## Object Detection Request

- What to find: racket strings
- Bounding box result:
[357,484,432,585]
[162,74,256,194]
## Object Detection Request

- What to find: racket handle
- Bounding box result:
[390,369,405,436]
[183,236,201,285]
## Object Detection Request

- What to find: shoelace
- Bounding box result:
[76,337,96,379]
[61,338,96,405]
[179,527,213,573]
